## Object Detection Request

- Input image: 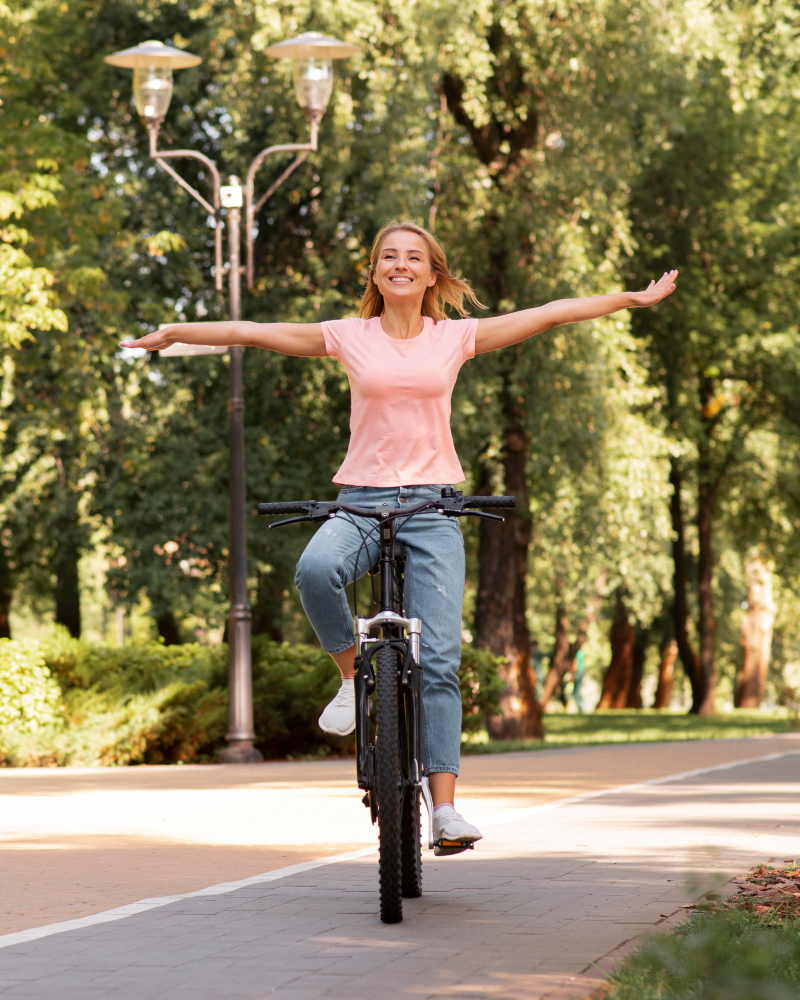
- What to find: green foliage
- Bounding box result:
[45,627,222,694]
[0,0,67,349]
[0,638,60,733]
[624,7,800,702]
[4,0,800,722]
[249,638,503,758]
[603,909,800,1000]
[459,645,504,735]
[249,637,344,759]
[1,635,227,766]
[0,636,498,765]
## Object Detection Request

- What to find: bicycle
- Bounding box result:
[257,486,516,923]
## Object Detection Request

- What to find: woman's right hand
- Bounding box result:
[120,326,176,351]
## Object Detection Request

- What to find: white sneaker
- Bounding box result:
[432,805,483,856]
[318,678,356,736]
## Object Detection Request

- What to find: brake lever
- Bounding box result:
[437,508,505,523]
[458,510,505,522]
[268,514,318,530]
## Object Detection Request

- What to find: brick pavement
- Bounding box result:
[1,742,799,999]
[3,735,795,934]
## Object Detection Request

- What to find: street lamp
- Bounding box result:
[106,32,358,762]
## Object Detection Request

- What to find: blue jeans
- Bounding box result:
[295,484,465,776]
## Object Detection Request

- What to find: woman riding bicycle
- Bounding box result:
[122,221,677,850]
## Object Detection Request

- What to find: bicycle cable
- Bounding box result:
[347,503,440,618]
[334,510,382,620]
[337,503,434,620]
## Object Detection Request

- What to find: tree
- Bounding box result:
[0,0,114,636]
[626,12,800,713]
[427,0,683,735]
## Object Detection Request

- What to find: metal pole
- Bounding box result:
[219,175,262,763]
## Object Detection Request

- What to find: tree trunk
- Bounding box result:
[0,538,10,639]
[155,609,182,646]
[695,382,717,715]
[626,630,646,708]
[475,357,542,739]
[53,532,81,638]
[598,595,636,709]
[252,568,284,641]
[735,557,775,708]
[540,571,606,707]
[653,639,678,709]
[669,458,702,704]
[52,444,82,638]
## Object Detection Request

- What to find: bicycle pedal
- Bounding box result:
[433,839,475,857]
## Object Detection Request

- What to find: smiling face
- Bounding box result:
[372,229,437,306]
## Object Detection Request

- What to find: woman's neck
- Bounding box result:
[379,302,425,339]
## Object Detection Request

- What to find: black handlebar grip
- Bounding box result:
[459,495,517,509]
[257,501,315,515]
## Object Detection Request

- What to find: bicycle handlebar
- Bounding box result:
[459,495,516,509]
[256,493,517,528]
[256,495,516,517]
[256,501,316,515]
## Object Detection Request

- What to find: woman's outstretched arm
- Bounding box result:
[474,270,678,355]
[120,320,327,358]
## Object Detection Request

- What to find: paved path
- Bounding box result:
[1,736,799,999]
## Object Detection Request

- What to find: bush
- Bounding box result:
[604,908,800,999]
[0,634,227,767]
[459,645,504,735]
[250,639,503,756]
[251,638,349,759]
[0,633,505,766]
[0,639,61,734]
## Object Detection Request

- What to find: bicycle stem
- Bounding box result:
[377,509,401,614]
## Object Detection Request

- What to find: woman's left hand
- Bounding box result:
[630,270,679,308]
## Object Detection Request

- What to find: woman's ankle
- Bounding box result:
[331,645,357,679]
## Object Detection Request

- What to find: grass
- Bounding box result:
[598,861,800,1000]
[462,708,798,755]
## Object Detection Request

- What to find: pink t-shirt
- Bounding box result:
[321,315,477,486]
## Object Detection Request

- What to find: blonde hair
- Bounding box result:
[358,221,485,321]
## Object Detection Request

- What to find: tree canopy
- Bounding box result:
[3,0,800,725]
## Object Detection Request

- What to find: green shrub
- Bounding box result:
[55,641,227,766]
[0,639,61,734]
[0,636,227,767]
[45,627,224,694]
[0,634,505,766]
[251,638,348,758]
[251,638,504,756]
[459,645,504,735]
[604,908,800,999]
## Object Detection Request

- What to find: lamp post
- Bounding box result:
[106,33,358,763]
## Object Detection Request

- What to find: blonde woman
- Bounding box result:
[123,221,677,849]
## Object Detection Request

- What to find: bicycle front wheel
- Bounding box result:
[376,643,403,923]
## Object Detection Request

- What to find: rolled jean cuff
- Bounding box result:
[424,765,459,776]
[322,639,357,655]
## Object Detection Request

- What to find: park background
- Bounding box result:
[2,0,800,765]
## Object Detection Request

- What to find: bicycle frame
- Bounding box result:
[352,508,424,818]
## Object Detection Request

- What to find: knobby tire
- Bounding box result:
[401,782,422,898]
[376,643,403,923]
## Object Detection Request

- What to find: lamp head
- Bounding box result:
[105,40,202,124]
[264,32,358,117]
